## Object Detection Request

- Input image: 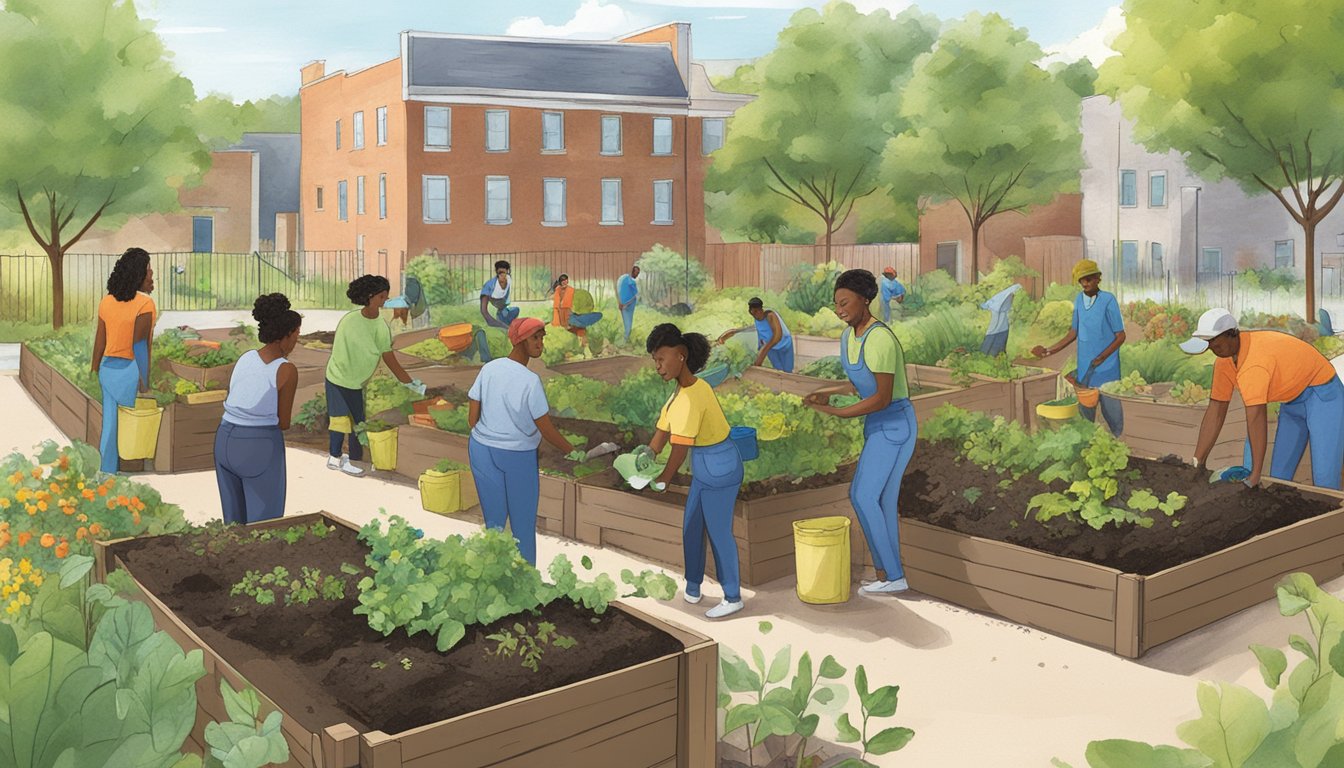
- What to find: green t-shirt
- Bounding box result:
[325,310,393,389]
[844,323,909,400]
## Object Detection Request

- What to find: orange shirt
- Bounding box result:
[1211,331,1336,406]
[98,293,156,360]
[551,285,573,327]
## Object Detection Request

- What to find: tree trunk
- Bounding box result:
[824,224,833,266]
[969,219,983,282]
[1304,219,1318,321]
[46,246,65,331]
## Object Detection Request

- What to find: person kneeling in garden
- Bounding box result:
[1032,259,1126,436]
[639,324,746,619]
[215,294,301,524]
[479,260,520,329]
[1181,308,1344,490]
[804,269,916,595]
[716,297,795,373]
[467,317,582,565]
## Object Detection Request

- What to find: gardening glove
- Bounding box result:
[632,445,655,473]
[649,479,667,493]
[565,449,587,462]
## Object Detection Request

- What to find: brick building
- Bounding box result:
[917,194,1083,282]
[299,23,751,285]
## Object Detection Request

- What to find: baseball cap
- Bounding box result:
[1179,308,1238,354]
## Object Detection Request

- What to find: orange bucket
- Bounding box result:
[438,323,474,353]
[1075,384,1100,408]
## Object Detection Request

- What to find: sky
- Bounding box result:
[140,0,1124,101]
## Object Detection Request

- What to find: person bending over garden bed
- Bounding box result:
[716,296,795,373]
[1033,259,1127,436]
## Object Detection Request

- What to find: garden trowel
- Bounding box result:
[584,441,620,461]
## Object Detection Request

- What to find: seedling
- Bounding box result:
[400,657,413,670]
[486,621,577,672]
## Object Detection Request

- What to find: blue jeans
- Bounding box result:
[97,339,148,474]
[685,439,744,602]
[765,344,795,374]
[469,436,541,565]
[852,400,917,580]
[1242,379,1344,489]
[326,379,365,461]
[1079,394,1124,437]
[621,302,636,341]
[464,329,492,363]
[214,422,286,524]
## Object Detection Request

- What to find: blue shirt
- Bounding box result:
[618,274,638,304]
[754,310,792,351]
[981,284,1022,336]
[481,276,511,306]
[880,276,906,303]
[468,358,550,451]
[1071,290,1123,385]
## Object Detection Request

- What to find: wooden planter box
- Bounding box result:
[94,511,717,768]
[548,355,647,384]
[395,422,575,538]
[164,358,235,389]
[895,478,1344,657]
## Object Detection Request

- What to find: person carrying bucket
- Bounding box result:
[479,260,520,329]
[467,317,584,565]
[804,270,917,595]
[617,264,640,343]
[90,247,157,477]
[1180,309,1344,490]
[1032,259,1126,436]
[716,297,795,373]
[214,294,302,524]
[879,267,906,323]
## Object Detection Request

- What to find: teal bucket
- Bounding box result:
[730,426,758,461]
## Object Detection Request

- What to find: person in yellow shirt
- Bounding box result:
[1181,308,1343,489]
[90,247,156,476]
[639,323,745,620]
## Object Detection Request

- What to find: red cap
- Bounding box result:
[882,266,897,277]
[508,317,545,345]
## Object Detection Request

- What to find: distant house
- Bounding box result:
[228,133,302,251]
[298,23,752,285]
[917,194,1083,283]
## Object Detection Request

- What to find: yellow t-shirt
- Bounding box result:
[656,378,731,447]
[98,293,156,360]
[1211,330,1336,406]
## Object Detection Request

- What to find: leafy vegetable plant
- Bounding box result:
[231,565,348,606]
[485,620,578,672]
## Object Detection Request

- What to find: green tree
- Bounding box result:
[0,0,208,329]
[1099,0,1344,319]
[194,93,300,150]
[705,2,938,260]
[1050,58,1099,99]
[880,13,1083,280]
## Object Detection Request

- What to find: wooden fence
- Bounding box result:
[705,242,921,291]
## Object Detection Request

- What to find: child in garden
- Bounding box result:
[214,294,301,523]
[467,317,582,565]
[640,323,746,619]
[479,260,519,329]
[325,275,422,477]
[716,297,795,373]
[90,247,156,476]
[804,269,917,595]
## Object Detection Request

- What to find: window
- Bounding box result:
[652,118,673,155]
[1200,247,1223,275]
[315,186,324,211]
[337,180,348,221]
[335,119,341,150]
[601,179,623,225]
[1120,241,1139,281]
[653,180,673,224]
[486,110,509,152]
[1120,170,1137,207]
[424,107,450,149]
[702,118,725,155]
[353,111,364,149]
[543,178,566,225]
[486,177,511,224]
[423,175,449,223]
[376,106,388,146]
[1275,239,1294,268]
[542,112,564,152]
[1151,242,1164,276]
[378,174,387,220]
[601,115,622,155]
[356,176,365,215]
[1148,171,1166,207]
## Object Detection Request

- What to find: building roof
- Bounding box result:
[406,33,688,99]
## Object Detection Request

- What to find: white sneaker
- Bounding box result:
[683,589,702,605]
[329,455,364,477]
[705,600,744,619]
[861,578,909,594]
[327,455,342,471]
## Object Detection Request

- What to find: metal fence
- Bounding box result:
[0,250,377,325]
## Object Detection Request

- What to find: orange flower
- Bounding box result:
[106,500,116,510]
[97,486,108,497]
[0,499,9,509]
[82,490,95,501]
[36,501,47,512]
[8,472,21,485]
[35,492,49,503]
[76,527,88,540]
[39,533,54,548]
[88,523,102,535]
[15,488,31,503]
[131,498,145,512]
[54,542,69,559]
[132,511,141,526]
[57,456,69,470]
[25,505,36,516]
[0,533,10,548]
[48,483,60,494]
[16,532,31,547]
[116,495,129,508]
[76,514,88,523]
[30,468,41,479]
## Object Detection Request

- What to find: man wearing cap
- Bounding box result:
[1181,309,1344,489]
[1032,259,1126,435]
[717,297,795,373]
[879,267,906,323]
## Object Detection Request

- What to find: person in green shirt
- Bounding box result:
[805,269,916,596]
[326,275,422,476]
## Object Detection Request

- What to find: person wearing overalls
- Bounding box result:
[617,265,640,343]
[479,260,520,329]
[639,323,746,619]
[1033,259,1126,435]
[717,297,795,373]
[879,267,906,323]
[1181,309,1344,489]
[90,248,156,477]
[805,269,916,595]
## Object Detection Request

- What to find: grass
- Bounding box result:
[0,321,61,343]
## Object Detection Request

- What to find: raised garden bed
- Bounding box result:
[94,511,717,768]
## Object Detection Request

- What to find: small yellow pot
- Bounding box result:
[419,469,478,514]
[367,428,398,470]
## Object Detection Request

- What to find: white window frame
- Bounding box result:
[337,180,348,221]
[422,175,450,224]
[541,111,565,152]
[1148,170,1167,208]
[376,106,388,146]
[356,176,365,216]
[378,174,387,220]
[542,178,567,226]
[1119,169,1138,208]
[652,179,674,225]
[335,119,341,150]
[601,179,623,225]
[424,106,451,151]
[486,110,510,152]
[652,117,673,156]
[315,186,324,212]
[353,111,365,150]
[702,118,725,155]
[601,115,622,156]
[486,176,512,225]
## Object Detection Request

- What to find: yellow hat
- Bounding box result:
[1072,259,1101,284]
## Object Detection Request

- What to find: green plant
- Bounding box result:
[800,356,847,380]
[938,350,1033,385]
[635,245,711,309]
[834,665,917,767]
[1171,380,1212,405]
[1117,341,1212,388]
[155,327,254,368]
[785,260,845,315]
[897,306,984,366]
[354,418,395,447]
[405,254,484,307]
[203,680,290,768]
[364,375,419,416]
[430,406,471,435]
[293,393,327,431]
[485,620,578,672]
[230,565,347,606]
[401,338,452,362]
[431,458,470,474]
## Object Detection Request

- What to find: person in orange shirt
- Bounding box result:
[1181,308,1343,489]
[550,274,574,329]
[90,248,156,476]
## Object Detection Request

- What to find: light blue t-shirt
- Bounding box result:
[881,276,906,303]
[468,358,550,451]
[618,274,638,304]
[1071,290,1124,385]
[981,284,1022,335]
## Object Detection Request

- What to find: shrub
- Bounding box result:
[1239,266,1301,292]
[405,254,481,307]
[1034,300,1075,339]
[1239,311,1319,343]
[1117,341,1213,387]
[906,270,959,309]
[635,245,711,309]
[785,260,844,315]
[800,356,847,380]
[898,306,984,366]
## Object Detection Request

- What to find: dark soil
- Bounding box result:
[585,456,854,503]
[901,440,1339,574]
[549,416,654,476]
[111,522,683,735]
[298,331,336,345]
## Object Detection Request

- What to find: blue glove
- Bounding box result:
[1210,466,1251,484]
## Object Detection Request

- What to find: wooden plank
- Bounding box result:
[322,725,361,768]
[678,642,718,768]
[20,345,53,411]
[902,546,1116,619]
[580,508,682,545]
[1114,574,1142,659]
[361,731,403,768]
[49,370,87,442]
[484,707,677,767]
[899,519,1121,589]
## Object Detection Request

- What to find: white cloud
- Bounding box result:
[1040,5,1124,67]
[845,0,911,14]
[156,26,227,35]
[506,0,647,39]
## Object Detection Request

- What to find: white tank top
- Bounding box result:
[222,349,287,426]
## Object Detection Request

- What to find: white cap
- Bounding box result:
[1179,308,1238,354]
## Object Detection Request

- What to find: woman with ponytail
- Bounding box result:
[213,293,302,524]
[91,248,156,476]
[640,323,746,620]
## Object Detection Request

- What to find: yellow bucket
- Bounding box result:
[419,469,479,514]
[329,415,354,434]
[117,399,163,460]
[793,516,851,604]
[367,428,398,471]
